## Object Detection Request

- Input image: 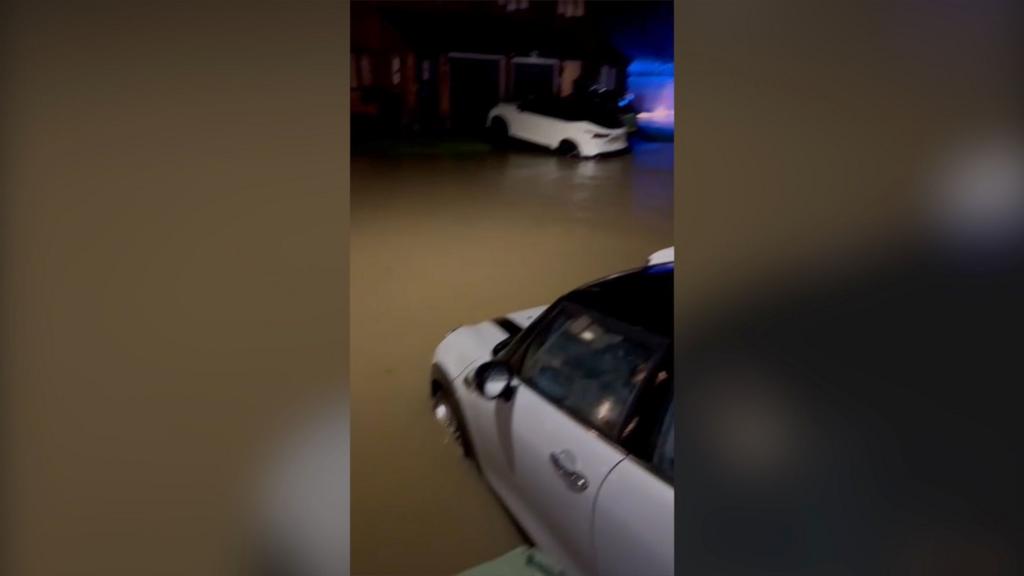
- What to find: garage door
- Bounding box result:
[448,53,503,135]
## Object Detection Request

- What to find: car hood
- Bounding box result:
[647,246,675,265]
[503,305,548,328]
[433,305,548,381]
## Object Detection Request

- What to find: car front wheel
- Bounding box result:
[556,139,580,158]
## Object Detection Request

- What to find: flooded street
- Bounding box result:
[350,141,673,575]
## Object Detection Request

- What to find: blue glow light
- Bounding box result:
[626,58,674,133]
[627,59,675,77]
[645,262,674,275]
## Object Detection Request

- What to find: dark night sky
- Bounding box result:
[601,1,674,60]
[357,0,674,63]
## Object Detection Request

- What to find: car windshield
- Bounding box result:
[520,306,664,436]
[571,104,625,129]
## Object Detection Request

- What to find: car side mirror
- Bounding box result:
[474,361,513,401]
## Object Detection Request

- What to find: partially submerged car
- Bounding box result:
[430,251,674,576]
[486,96,630,158]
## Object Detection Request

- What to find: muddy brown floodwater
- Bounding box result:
[351,142,673,575]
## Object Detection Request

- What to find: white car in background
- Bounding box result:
[486,98,630,158]
[430,252,674,576]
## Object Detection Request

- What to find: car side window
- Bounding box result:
[519,97,543,114]
[618,355,674,484]
[517,304,665,438]
[653,404,674,484]
[521,97,557,117]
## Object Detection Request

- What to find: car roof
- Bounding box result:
[563,263,673,340]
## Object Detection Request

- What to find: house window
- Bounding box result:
[391,56,401,85]
[558,0,583,17]
[360,55,373,86]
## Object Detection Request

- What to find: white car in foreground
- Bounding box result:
[487,98,630,158]
[647,246,674,266]
[430,253,674,576]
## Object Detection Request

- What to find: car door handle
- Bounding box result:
[550,450,589,493]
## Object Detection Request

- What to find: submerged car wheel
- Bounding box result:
[432,385,475,460]
[488,118,509,148]
[556,139,580,158]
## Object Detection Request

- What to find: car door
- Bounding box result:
[593,358,675,576]
[511,100,558,148]
[503,303,669,576]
